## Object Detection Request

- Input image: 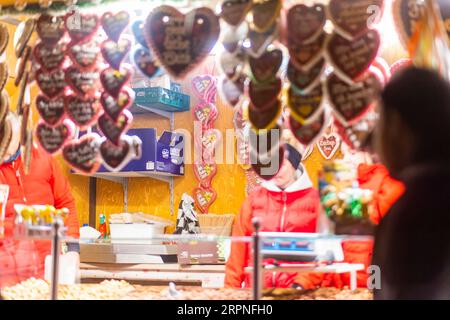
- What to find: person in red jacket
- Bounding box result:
[0,121,80,287]
[225,144,322,289]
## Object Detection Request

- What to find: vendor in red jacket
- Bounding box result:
[0,116,80,287]
[225,144,322,289]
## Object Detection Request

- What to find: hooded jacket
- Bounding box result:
[225,167,323,289]
[0,146,79,287]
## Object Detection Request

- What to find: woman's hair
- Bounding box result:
[381,67,450,163]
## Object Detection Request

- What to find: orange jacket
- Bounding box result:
[336,163,405,288]
[225,169,323,289]
[0,146,79,287]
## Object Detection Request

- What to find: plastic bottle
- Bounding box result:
[99,214,107,239]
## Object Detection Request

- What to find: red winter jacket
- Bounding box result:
[225,167,322,289]
[335,163,405,288]
[0,146,79,287]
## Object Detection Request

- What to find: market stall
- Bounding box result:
[0,0,449,301]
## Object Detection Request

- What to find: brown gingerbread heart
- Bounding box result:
[288,84,324,124]
[144,6,220,79]
[328,0,385,40]
[327,30,380,83]
[101,11,130,42]
[36,95,65,126]
[100,65,132,98]
[247,23,278,58]
[100,88,134,121]
[249,48,283,83]
[288,112,326,145]
[248,78,282,110]
[65,66,100,97]
[62,133,102,174]
[98,110,132,146]
[34,42,67,72]
[221,0,253,26]
[251,144,285,181]
[36,13,66,45]
[251,0,282,33]
[247,99,281,130]
[36,120,74,154]
[65,12,100,43]
[65,94,101,129]
[67,39,101,70]
[287,4,326,44]
[219,49,246,81]
[289,32,327,70]
[287,58,325,94]
[36,69,67,99]
[101,37,131,70]
[326,71,382,125]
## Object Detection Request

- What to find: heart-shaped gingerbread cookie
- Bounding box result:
[326,71,382,125]
[36,119,74,154]
[287,4,326,44]
[288,84,324,124]
[327,30,381,84]
[249,48,283,83]
[34,42,67,72]
[68,39,101,70]
[132,20,149,49]
[192,75,217,103]
[65,94,101,129]
[131,46,162,79]
[65,66,100,97]
[288,111,326,146]
[247,24,278,58]
[144,6,220,79]
[100,135,142,172]
[36,95,65,126]
[194,102,218,129]
[194,162,218,188]
[101,37,132,70]
[36,13,66,45]
[193,186,217,214]
[287,58,325,94]
[220,0,253,26]
[218,74,246,108]
[289,32,327,70]
[98,110,132,145]
[62,133,102,174]
[100,87,134,121]
[101,11,130,42]
[251,0,282,33]
[100,65,133,98]
[247,99,281,131]
[65,12,100,43]
[316,132,341,160]
[251,144,285,181]
[36,69,67,99]
[248,78,282,111]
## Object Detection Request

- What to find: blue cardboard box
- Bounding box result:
[156,131,184,176]
[131,87,190,114]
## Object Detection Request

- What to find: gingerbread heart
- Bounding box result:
[219,49,246,81]
[251,144,284,181]
[0,24,9,56]
[197,129,222,162]
[68,39,101,70]
[287,4,326,44]
[100,135,142,172]
[316,132,340,160]
[220,0,253,26]
[65,66,100,97]
[62,133,102,174]
[249,48,283,83]
[248,99,281,130]
[289,32,326,70]
[131,46,162,79]
[65,12,100,43]
[192,75,217,103]
[288,84,324,124]
[390,58,412,75]
[327,30,381,84]
[0,91,9,126]
[144,6,220,79]
[65,94,101,129]
[36,95,65,126]
[247,24,278,58]
[36,69,67,99]
[131,20,149,49]
[0,62,8,93]
[248,78,282,110]
[328,0,385,40]
[101,11,130,42]
[326,71,382,125]
[100,65,133,98]
[288,112,326,145]
[287,58,325,94]
[193,186,217,214]
[34,42,67,72]
[251,0,282,33]
[36,13,66,45]
[194,102,218,129]
[334,111,378,150]
[218,74,246,107]
[100,87,134,121]
[194,162,218,188]
[36,119,74,154]
[101,37,132,70]
[221,22,248,53]
[98,110,132,145]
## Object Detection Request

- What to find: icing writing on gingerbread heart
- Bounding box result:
[36,95,66,126]
[36,120,74,154]
[100,88,134,121]
[100,66,132,98]
[62,133,102,174]
[36,13,66,45]
[101,11,130,42]
[36,69,67,99]
[65,12,100,43]
[65,66,100,97]
[101,37,131,70]
[317,132,340,159]
[193,186,217,214]
[65,94,101,129]
[34,42,66,72]
[68,39,101,70]
[97,110,132,145]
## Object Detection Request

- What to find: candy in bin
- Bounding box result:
[14,204,68,238]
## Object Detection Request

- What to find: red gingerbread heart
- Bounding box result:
[65,12,100,43]
[249,48,283,83]
[98,110,132,146]
[329,0,385,40]
[36,13,66,45]
[65,66,100,97]
[67,39,101,70]
[326,71,382,125]
[316,132,340,160]
[36,69,67,99]
[193,186,217,214]
[36,119,74,154]
[100,87,134,121]
[287,58,325,94]
[34,42,67,72]
[194,162,218,188]
[62,133,102,174]
[101,11,130,42]
[100,65,133,98]
[220,0,253,26]
[289,32,327,70]
[327,30,381,83]
[144,6,220,79]
[248,78,282,111]
[286,4,326,44]
[101,37,132,70]
[100,135,142,172]
[288,112,326,145]
[36,95,66,126]
[288,84,324,124]
[65,94,101,129]
[192,75,217,102]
